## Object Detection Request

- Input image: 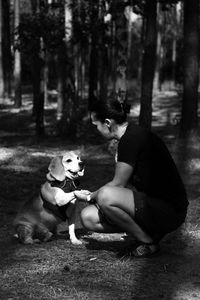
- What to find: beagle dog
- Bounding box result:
[13,152,85,245]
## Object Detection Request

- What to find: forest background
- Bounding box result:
[0,0,200,299]
[0,0,199,137]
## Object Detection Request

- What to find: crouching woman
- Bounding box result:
[77,97,188,257]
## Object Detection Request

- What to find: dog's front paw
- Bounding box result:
[71,238,82,245]
[74,190,91,201]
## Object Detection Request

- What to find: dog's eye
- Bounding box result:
[66,159,72,163]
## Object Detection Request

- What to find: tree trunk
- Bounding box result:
[30,0,39,13]
[110,20,116,90]
[58,0,77,137]
[88,1,99,108]
[180,0,199,136]
[171,4,178,89]
[171,38,176,85]
[80,49,86,99]
[32,53,40,116]
[44,52,48,106]
[31,2,39,116]
[99,0,108,101]
[74,0,80,101]
[139,0,157,129]
[35,38,45,136]
[2,0,12,98]
[0,0,4,100]
[74,45,79,101]
[31,1,45,137]
[64,0,74,129]
[154,3,162,91]
[125,5,133,83]
[99,42,108,101]
[13,0,22,108]
[57,44,65,120]
[112,0,128,100]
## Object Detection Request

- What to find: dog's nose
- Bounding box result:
[79,161,85,168]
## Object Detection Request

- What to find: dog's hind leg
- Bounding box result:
[15,224,35,244]
[35,223,53,242]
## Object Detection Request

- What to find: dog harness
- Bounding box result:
[41,179,79,221]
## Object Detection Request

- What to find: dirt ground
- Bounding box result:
[0,91,200,300]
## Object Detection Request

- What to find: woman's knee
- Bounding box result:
[80,207,96,230]
[97,186,114,209]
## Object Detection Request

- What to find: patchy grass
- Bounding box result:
[0,92,200,299]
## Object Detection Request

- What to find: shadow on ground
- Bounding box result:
[0,91,200,299]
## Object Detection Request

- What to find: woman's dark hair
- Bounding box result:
[89,95,131,124]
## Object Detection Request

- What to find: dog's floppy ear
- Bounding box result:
[48,156,65,181]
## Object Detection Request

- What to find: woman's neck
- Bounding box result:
[114,122,128,140]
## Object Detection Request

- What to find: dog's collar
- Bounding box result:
[49,178,79,190]
[59,179,67,189]
[71,180,78,189]
[61,178,77,189]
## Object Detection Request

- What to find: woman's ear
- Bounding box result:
[105,119,112,128]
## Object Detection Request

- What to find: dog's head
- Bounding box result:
[47,151,85,181]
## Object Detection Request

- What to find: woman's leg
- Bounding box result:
[81,186,153,244]
[80,204,122,233]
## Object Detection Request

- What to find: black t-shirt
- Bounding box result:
[117,123,188,211]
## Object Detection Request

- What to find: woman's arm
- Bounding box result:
[106,162,133,187]
[88,162,133,201]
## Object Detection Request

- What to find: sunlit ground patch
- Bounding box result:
[171,282,200,300]
[188,159,200,171]
[0,148,15,161]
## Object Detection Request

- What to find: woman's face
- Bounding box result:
[91,112,113,139]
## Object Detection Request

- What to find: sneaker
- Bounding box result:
[131,243,160,258]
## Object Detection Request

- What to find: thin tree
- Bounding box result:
[99,0,108,101]
[154,3,162,91]
[29,2,45,135]
[112,0,128,100]
[57,0,79,136]
[73,0,81,101]
[57,42,65,121]
[171,4,178,88]
[35,36,45,136]
[31,0,41,117]
[0,0,4,100]
[88,1,99,108]
[180,0,199,137]
[139,0,157,129]
[64,0,74,123]
[2,0,12,98]
[13,0,22,108]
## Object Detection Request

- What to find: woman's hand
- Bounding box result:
[74,190,91,201]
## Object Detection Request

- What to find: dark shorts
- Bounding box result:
[94,190,187,243]
[133,190,187,242]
